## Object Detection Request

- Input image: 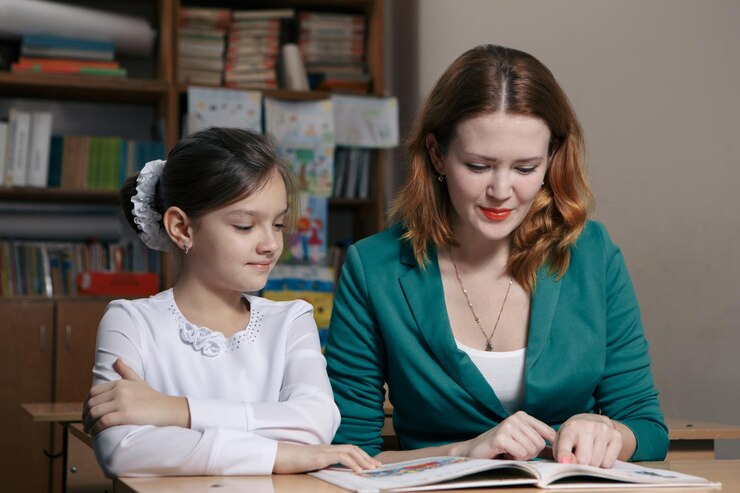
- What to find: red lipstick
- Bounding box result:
[480,207,512,221]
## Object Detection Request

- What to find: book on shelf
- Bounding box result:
[310,456,720,492]
[0,121,8,186]
[177,7,228,85]
[26,111,53,188]
[231,9,295,21]
[77,271,158,297]
[4,109,32,187]
[0,238,161,297]
[12,60,126,77]
[298,11,369,93]
[21,34,116,61]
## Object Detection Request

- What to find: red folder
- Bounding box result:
[77,272,159,297]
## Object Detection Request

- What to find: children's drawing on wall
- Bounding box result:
[279,146,333,197]
[287,194,327,264]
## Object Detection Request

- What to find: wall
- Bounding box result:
[387,0,740,458]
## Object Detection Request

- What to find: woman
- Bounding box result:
[325,45,668,468]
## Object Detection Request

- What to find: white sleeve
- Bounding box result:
[188,304,340,444]
[91,302,278,477]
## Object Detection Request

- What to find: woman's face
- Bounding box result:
[430,111,550,244]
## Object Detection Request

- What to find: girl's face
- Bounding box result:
[186,169,287,293]
[431,111,550,245]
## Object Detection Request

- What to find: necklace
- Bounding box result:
[448,250,513,351]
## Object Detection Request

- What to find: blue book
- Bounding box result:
[22,34,115,53]
[47,135,64,188]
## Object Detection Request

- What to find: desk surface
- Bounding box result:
[22,402,83,422]
[115,460,736,493]
[665,417,740,440]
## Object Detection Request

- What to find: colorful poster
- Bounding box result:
[264,97,334,148]
[332,94,399,148]
[285,193,327,264]
[186,86,262,134]
[279,146,334,197]
[262,264,335,349]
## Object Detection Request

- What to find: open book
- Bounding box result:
[310,457,720,491]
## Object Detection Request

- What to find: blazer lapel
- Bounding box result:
[524,267,562,413]
[397,243,509,420]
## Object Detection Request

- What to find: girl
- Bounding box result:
[83,128,379,476]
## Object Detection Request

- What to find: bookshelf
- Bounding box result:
[0,0,390,290]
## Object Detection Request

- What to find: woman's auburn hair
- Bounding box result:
[389,44,593,293]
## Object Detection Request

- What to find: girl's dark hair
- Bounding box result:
[121,127,295,236]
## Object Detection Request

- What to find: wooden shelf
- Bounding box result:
[0,72,168,104]
[0,187,119,204]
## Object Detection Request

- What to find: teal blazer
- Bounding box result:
[325,221,668,461]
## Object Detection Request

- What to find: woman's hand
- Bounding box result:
[451,411,557,460]
[273,443,382,474]
[83,358,189,435]
[553,414,622,468]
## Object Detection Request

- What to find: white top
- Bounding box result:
[92,289,340,477]
[455,340,527,414]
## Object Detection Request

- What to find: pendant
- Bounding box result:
[485,340,493,351]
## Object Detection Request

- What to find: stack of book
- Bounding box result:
[333,147,371,199]
[52,136,163,191]
[224,9,295,89]
[298,12,370,93]
[0,239,160,297]
[0,108,163,191]
[177,7,230,86]
[11,34,126,77]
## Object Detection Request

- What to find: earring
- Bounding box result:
[541,180,545,187]
[437,175,445,183]
[183,244,190,255]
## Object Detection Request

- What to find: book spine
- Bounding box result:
[0,122,8,186]
[26,111,53,188]
[6,109,32,187]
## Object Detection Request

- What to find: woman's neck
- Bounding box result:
[448,225,511,274]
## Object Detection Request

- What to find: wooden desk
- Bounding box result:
[22,401,83,423]
[665,417,740,459]
[22,402,111,493]
[115,459,737,493]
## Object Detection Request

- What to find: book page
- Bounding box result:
[310,457,535,492]
[529,460,718,488]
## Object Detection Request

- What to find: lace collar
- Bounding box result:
[167,292,263,357]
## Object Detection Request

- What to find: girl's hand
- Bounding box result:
[83,358,189,435]
[451,411,557,460]
[553,413,622,468]
[273,443,382,474]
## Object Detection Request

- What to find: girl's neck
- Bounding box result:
[172,274,249,334]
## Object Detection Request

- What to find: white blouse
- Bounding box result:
[455,340,527,414]
[92,289,340,477]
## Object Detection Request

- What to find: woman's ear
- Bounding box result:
[163,206,193,252]
[426,133,445,174]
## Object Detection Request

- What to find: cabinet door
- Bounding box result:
[0,300,54,493]
[54,300,109,402]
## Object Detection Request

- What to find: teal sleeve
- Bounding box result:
[594,223,669,461]
[325,245,387,456]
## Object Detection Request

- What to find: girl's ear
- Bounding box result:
[426,133,445,174]
[163,206,193,252]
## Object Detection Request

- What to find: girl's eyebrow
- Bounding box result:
[227,207,289,218]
